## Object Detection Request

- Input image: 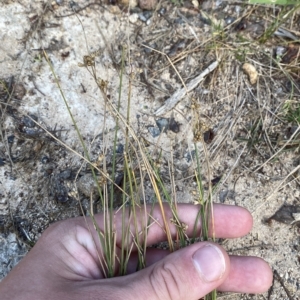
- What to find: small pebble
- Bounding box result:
[7,135,15,144]
[77,174,99,197]
[192,0,199,8]
[22,115,38,128]
[143,42,156,53]
[116,144,124,154]
[216,0,223,7]
[138,0,157,10]
[148,126,160,137]
[203,129,214,144]
[129,13,139,24]
[129,0,138,7]
[235,5,241,14]
[224,16,235,25]
[59,170,72,180]
[158,7,166,15]
[156,118,169,132]
[275,46,286,58]
[57,194,69,203]
[242,63,258,85]
[13,83,26,100]
[185,150,195,163]
[139,11,152,22]
[0,158,5,166]
[69,1,78,9]
[41,156,50,164]
[174,18,185,25]
[169,118,180,133]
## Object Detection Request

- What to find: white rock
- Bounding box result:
[129,13,139,24]
[129,0,138,7]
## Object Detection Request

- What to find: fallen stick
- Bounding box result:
[154,60,219,116]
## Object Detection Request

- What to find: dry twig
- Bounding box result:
[154,60,219,116]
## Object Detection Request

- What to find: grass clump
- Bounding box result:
[42,22,218,295]
[283,100,300,124]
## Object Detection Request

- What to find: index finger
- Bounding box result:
[92,203,253,248]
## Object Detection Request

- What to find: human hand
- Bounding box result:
[0,204,272,300]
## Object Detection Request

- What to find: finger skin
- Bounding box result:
[0,204,272,300]
[75,242,231,300]
[1,203,252,282]
[218,256,273,293]
[126,248,170,274]
[127,249,273,294]
[91,203,253,249]
[126,242,231,300]
[49,203,253,278]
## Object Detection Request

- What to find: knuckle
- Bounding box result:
[148,261,181,300]
[42,219,74,240]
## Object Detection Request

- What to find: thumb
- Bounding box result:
[126,242,230,300]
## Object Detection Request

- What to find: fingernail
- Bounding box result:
[192,244,226,282]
